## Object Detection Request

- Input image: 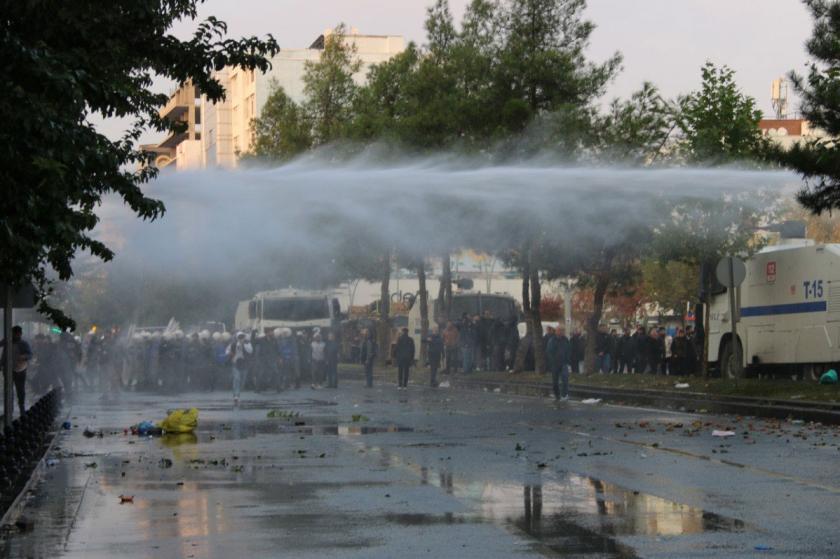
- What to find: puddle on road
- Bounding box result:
[372,450,746,558]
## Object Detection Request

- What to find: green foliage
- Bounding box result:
[303,24,362,145]
[595,82,678,164]
[784,0,840,213]
[1,1,278,327]
[247,83,312,161]
[641,260,699,314]
[677,62,768,164]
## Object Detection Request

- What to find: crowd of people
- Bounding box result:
[2,315,703,412]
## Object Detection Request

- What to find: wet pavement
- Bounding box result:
[1,379,838,558]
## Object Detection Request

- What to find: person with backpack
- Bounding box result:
[225,331,253,405]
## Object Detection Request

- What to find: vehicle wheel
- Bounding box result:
[720,338,743,379]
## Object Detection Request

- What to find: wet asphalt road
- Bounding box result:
[2,379,839,558]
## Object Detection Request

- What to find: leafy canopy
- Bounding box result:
[1,0,278,326]
[784,0,840,213]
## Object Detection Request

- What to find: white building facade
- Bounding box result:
[201,28,405,168]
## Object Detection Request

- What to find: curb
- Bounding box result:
[451,378,840,424]
[336,366,840,424]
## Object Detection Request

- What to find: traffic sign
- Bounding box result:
[715,256,746,288]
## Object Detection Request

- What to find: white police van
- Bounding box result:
[235,289,341,336]
[708,238,840,379]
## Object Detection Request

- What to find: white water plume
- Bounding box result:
[86,155,798,323]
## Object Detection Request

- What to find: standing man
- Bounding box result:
[442,321,460,375]
[426,325,444,387]
[225,332,252,405]
[310,332,326,388]
[325,331,340,388]
[360,328,377,388]
[670,327,689,376]
[551,325,571,401]
[394,328,415,389]
[570,329,584,374]
[2,326,33,416]
[543,326,556,375]
[278,328,300,390]
[595,324,610,373]
[633,326,648,373]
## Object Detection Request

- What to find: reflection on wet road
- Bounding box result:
[0,383,833,557]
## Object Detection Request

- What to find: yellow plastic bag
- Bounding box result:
[158,408,199,433]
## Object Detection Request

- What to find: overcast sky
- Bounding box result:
[107,0,815,142]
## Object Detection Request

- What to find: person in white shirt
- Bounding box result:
[226,332,253,405]
[310,332,326,388]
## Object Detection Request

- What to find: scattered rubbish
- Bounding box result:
[492,387,502,393]
[46,459,59,467]
[515,443,524,451]
[712,430,736,438]
[791,419,805,425]
[61,421,71,430]
[674,383,690,389]
[754,545,773,551]
[176,481,184,486]
[159,408,199,433]
[158,458,173,468]
[83,427,103,438]
[84,462,97,469]
[537,463,547,469]
[267,409,300,418]
[351,414,370,422]
[820,369,838,384]
[119,495,134,504]
[439,381,450,388]
[131,421,161,437]
[790,394,804,400]
[581,398,602,405]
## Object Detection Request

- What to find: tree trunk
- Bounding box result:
[417,260,429,362]
[530,266,546,374]
[514,256,532,373]
[377,252,391,367]
[437,252,452,322]
[584,272,610,375]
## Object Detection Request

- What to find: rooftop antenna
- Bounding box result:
[771,77,789,120]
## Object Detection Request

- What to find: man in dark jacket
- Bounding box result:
[595,325,610,373]
[633,326,648,373]
[425,326,444,387]
[359,329,377,388]
[1,326,33,416]
[543,326,556,374]
[546,325,571,400]
[669,327,689,376]
[570,330,584,374]
[617,329,634,374]
[394,328,416,389]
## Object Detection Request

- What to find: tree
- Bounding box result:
[640,260,698,315]
[678,62,768,164]
[497,0,621,118]
[782,0,840,214]
[0,1,278,326]
[303,24,362,145]
[247,83,312,161]
[595,82,678,164]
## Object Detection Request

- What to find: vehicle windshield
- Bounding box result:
[262,298,330,321]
